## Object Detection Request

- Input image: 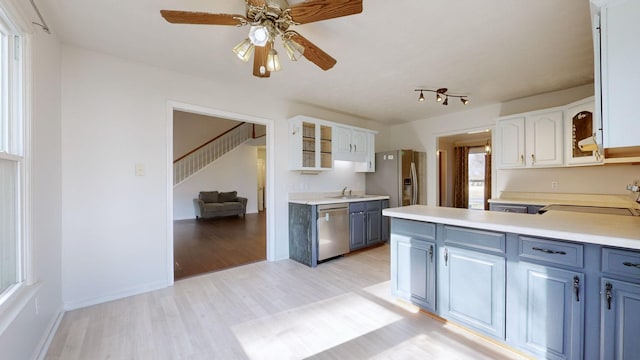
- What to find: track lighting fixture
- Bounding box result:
[414,88,470,106]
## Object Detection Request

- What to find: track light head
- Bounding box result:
[419,91,425,102]
[461,98,469,105]
[443,96,449,106]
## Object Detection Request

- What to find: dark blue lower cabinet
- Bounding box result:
[516,262,584,360]
[391,233,436,312]
[600,278,640,360]
[439,246,506,339]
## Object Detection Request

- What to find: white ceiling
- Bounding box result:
[37,0,595,125]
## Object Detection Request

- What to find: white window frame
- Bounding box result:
[0,1,31,311]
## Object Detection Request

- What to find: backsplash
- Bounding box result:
[496,163,639,196]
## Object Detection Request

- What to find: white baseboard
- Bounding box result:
[63,280,169,311]
[34,309,64,360]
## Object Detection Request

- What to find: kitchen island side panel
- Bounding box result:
[289,203,317,267]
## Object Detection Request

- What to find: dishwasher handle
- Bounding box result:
[319,207,348,221]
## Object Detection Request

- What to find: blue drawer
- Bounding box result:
[391,218,436,240]
[519,236,584,268]
[602,248,640,279]
[443,225,505,254]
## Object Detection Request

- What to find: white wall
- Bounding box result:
[497,165,640,195]
[173,111,240,161]
[0,3,63,359]
[59,45,387,310]
[173,144,259,220]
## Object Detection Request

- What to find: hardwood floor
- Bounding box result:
[45,245,526,360]
[173,212,266,280]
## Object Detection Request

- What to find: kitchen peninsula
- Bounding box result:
[383,205,640,360]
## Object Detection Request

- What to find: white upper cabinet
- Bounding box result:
[564,96,603,165]
[525,110,564,167]
[289,116,333,172]
[289,116,377,172]
[496,117,526,168]
[333,126,370,162]
[496,110,563,169]
[596,0,640,155]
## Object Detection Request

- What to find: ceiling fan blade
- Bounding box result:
[253,43,271,78]
[289,32,336,71]
[160,10,247,26]
[290,0,362,25]
[247,0,267,6]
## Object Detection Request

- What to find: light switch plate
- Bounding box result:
[135,163,145,176]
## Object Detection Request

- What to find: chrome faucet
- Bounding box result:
[342,186,348,196]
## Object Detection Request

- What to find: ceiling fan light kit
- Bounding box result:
[414,88,470,106]
[160,0,363,78]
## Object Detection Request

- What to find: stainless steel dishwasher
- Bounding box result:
[317,203,350,261]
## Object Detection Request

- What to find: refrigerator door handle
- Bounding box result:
[410,162,418,205]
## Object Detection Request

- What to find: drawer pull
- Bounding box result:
[532,247,567,255]
[623,262,640,269]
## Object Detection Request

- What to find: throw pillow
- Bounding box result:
[199,191,219,203]
[218,191,238,202]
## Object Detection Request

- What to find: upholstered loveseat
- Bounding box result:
[193,191,247,219]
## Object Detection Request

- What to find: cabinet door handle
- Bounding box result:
[429,245,434,261]
[354,144,357,152]
[520,154,524,164]
[531,154,536,164]
[349,144,352,152]
[444,248,449,266]
[623,262,640,269]
[605,282,613,310]
[532,247,567,255]
[573,276,580,302]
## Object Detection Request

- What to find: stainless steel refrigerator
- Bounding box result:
[365,150,426,208]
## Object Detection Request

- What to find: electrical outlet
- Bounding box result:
[551,181,559,190]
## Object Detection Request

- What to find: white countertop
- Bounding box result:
[488,191,640,209]
[383,205,640,250]
[289,193,390,205]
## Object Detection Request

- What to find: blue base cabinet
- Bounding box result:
[439,246,506,339]
[390,219,436,312]
[389,218,640,359]
[516,262,584,360]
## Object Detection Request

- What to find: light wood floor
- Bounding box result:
[173,212,266,280]
[45,245,526,360]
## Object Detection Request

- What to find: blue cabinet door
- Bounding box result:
[439,246,506,339]
[600,278,640,360]
[349,211,366,250]
[517,262,584,360]
[366,209,381,245]
[391,233,436,312]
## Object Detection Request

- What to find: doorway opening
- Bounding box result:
[167,103,274,284]
[437,130,492,209]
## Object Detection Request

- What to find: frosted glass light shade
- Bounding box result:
[266,48,281,72]
[283,39,304,61]
[232,38,255,62]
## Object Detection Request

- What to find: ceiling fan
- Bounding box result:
[160,0,363,78]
